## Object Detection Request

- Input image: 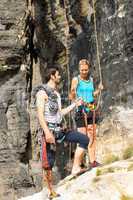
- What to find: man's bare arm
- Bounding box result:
[61,77,81,115]
[61,98,82,116]
[69,77,78,100]
[36,90,55,144]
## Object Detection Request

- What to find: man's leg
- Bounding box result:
[77,127,89,167]
[41,137,60,198]
[72,146,85,174]
[65,130,89,174]
[43,169,52,193]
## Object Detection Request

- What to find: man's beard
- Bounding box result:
[55,79,60,84]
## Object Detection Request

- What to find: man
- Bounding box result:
[69,59,103,168]
[35,68,89,199]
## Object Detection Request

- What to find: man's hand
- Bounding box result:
[75,98,83,107]
[45,130,55,144]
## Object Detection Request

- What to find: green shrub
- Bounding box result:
[106,167,115,173]
[103,154,119,164]
[123,145,133,160]
[93,177,101,183]
[96,169,102,176]
[120,194,133,200]
[128,163,133,171]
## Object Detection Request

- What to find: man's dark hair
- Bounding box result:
[45,67,59,82]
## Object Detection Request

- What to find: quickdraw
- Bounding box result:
[78,102,96,113]
[78,102,97,148]
[84,102,96,111]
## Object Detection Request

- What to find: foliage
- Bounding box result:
[96,167,117,176]
[96,168,102,176]
[128,163,133,171]
[93,177,101,183]
[103,154,119,164]
[120,194,133,200]
[123,145,133,160]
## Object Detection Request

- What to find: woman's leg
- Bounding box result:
[78,125,96,164]
[77,127,88,167]
[87,124,96,163]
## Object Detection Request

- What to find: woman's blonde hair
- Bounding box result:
[79,59,90,66]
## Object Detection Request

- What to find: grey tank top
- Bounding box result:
[44,91,62,124]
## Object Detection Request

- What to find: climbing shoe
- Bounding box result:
[48,191,60,199]
[90,161,102,168]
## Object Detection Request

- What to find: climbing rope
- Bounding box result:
[63,0,73,166]
[92,0,103,110]
[91,0,105,155]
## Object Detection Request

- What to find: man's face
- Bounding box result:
[53,70,61,84]
[79,63,90,79]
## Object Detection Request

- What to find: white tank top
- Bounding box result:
[44,91,62,124]
[36,90,62,124]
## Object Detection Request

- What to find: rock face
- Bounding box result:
[0,0,133,199]
[0,0,35,199]
[31,0,133,108]
[18,158,133,200]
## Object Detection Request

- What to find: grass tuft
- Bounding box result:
[128,163,133,171]
[103,154,119,165]
[120,194,133,200]
[123,145,133,160]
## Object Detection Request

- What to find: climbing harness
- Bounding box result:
[77,102,97,147]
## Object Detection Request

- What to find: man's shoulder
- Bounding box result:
[36,90,47,97]
[32,84,48,99]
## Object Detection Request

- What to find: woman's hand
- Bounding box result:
[94,82,104,97]
[98,82,104,91]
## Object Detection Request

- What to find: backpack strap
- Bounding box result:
[32,84,54,105]
[89,75,93,82]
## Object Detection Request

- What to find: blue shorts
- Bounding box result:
[42,130,89,169]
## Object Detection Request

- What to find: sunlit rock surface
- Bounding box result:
[18,158,133,200]
[0,0,133,199]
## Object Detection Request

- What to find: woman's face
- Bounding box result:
[79,63,90,79]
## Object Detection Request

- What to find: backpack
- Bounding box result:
[32,84,59,114]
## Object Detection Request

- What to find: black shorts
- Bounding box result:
[75,111,99,128]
